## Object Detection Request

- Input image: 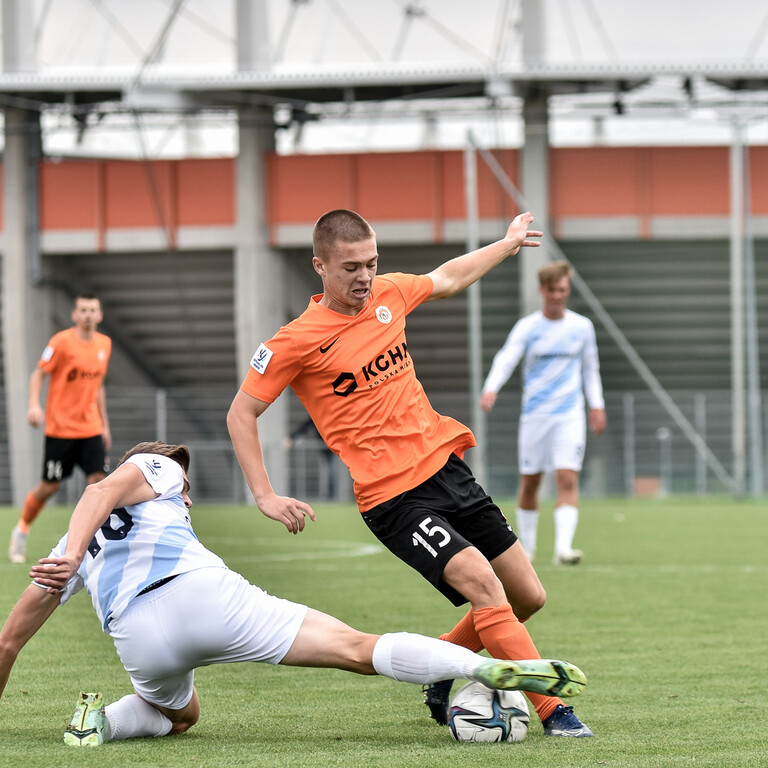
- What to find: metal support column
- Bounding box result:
[234,1,287,499]
[520,0,550,315]
[729,122,746,497]
[2,0,48,504]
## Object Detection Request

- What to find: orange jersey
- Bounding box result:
[240,272,475,511]
[38,328,111,439]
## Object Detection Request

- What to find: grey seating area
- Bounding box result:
[1,235,765,505]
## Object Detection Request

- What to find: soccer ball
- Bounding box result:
[448,681,530,742]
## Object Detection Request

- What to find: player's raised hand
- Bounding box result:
[505,212,543,252]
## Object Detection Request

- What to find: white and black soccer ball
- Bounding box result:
[448,681,530,743]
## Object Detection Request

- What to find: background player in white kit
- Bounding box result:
[480,261,606,566]
[0,440,586,747]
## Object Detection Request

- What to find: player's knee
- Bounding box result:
[37,481,60,501]
[169,717,197,735]
[343,632,378,675]
[522,585,547,617]
[463,570,507,607]
[507,582,546,621]
[169,708,200,734]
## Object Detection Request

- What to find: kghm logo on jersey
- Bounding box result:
[331,342,411,396]
[375,305,392,324]
[332,372,358,397]
[67,368,102,382]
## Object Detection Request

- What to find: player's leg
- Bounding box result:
[77,434,109,485]
[361,461,590,734]
[64,689,191,746]
[9,438,69,562]
[98,571,237,745]
[489,542,546,620]
[553,468,581,564]
[123,689,200,736]
[516,473,543,563]
[517,417,549,562]
[551,416,586,565]
[441,547,591,735]
[281,607,585,696]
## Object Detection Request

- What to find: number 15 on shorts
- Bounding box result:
[412,517,451,558]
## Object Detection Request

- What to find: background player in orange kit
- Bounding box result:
[8,293,112,563]
[228,209,593,737]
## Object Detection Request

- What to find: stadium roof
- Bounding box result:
[3,0,768,157]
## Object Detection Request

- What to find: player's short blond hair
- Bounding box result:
[312,209,375,261]
[118,441,191,474]
[538,261,573,287]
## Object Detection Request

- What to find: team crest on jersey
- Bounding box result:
[375,305,392,324]
[98,350,106,361]
[250,343,273,374]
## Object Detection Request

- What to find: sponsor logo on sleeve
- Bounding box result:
[250,343,273,375]
[41,345,54,362]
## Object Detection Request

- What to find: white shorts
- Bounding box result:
[518,413,586,475]
[108,567,308,710]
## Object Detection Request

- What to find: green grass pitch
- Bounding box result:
[1,495,766,767]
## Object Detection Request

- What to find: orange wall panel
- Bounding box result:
[355,152,438,220]
[477,149,519,219]
[268,154,356,223]
[747,146,768,214]
[267,149,521,228]
[40,160,102,229]
[176,158,235,226]
[103,160,174,228]
[5,145,768,240]
[439,151,465,219]
[648,147,729,215]
[551,147,647,216]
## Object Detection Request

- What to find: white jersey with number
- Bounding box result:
[483,309,604,420]
[47,453,226,632]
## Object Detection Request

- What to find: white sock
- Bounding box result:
[515,508,539,556]
[105,694,173,740]
[371,632,486,684]
[554,504,579,554]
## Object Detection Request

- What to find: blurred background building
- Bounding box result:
[1,0,767,503]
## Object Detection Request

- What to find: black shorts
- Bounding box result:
[362,454,517,606]
[42,435,108,482]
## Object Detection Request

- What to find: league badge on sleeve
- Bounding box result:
[250,343,273,375]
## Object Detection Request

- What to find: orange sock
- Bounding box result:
[438,609,484,652]
[472,603,562,722]
[18,492,45,534]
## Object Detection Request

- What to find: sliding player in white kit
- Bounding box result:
[481,261,605,565]
[0,440,587,747]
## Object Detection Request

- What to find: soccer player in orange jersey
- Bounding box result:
[8,293,111,564]
[227,210,592,737]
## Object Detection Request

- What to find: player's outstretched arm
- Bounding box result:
[31,464,158,593]
[0,585,61,700]
[426,212,542,301]
[227,390,316,535]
